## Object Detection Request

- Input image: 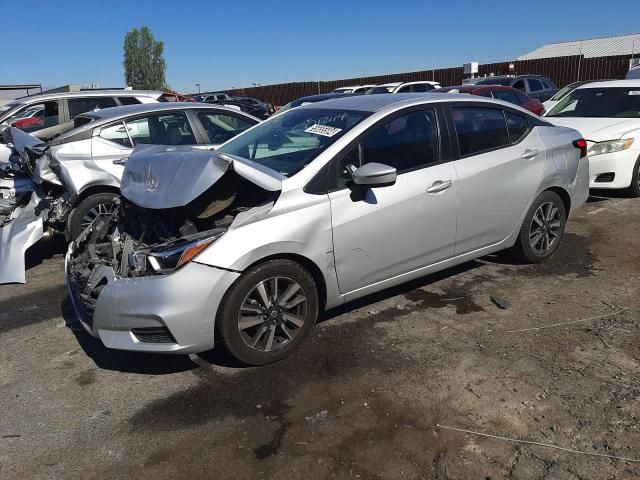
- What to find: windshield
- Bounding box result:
[547,87,640,118]
[216,107,370,176]
[366,86,394,94]
[549,84,578,102]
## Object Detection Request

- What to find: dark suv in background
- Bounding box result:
[475,75,558,101]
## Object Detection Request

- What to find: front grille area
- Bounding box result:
[595,172,615,183]
[67,278,95,328]
[131,327,177,344]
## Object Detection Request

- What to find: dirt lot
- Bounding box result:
[1,194,639,480]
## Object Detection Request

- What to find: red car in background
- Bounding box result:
[434,85,545,115]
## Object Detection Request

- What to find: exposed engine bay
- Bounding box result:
[67,169,277,317]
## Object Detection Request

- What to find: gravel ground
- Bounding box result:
[1,194,639,480]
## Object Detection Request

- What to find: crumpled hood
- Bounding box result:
[3,126,44,153]
[546,118,640,141]
[120,145,284,209]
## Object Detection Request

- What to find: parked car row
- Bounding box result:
[2,74,639,367]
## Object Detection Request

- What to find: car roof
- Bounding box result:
[297,92,523,113]
[12,89,164,104]
[53,102,258,143]
[574,79,640,89]
[438,85,518,93]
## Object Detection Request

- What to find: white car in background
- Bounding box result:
[546,80,640,196]
[367,81,441,94]
[332,85,375,94]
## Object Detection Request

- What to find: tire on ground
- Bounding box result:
[215,259,319,366]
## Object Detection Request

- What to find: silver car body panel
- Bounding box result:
[0,185,44,284]
[67,94,590,351]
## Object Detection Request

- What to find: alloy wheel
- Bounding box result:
[81,202,116,230]
[528,201,562,255]
[237,276,308,352]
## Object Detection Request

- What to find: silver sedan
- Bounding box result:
[66,94,589,365]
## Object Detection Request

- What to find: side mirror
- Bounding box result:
[352,162,397,187]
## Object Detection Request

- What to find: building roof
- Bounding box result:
[518,33,640,60]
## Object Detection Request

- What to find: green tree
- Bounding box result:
[123,26,167,90]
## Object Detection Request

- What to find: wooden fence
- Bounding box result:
[226,54,634,107]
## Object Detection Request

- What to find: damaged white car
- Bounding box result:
[66,94,589,365]
[0,103,258,284]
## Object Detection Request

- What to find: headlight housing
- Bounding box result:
[587,138,634,156]
[129,230,224,275]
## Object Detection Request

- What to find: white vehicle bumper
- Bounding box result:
[66,249,240,354]
[588,148,640,190]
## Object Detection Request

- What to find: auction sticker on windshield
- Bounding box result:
[304,124,342,137]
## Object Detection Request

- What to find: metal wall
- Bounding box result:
[228,54,634,106]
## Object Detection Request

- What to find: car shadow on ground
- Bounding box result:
[25,234,68,270]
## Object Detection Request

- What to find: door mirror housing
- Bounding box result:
[352,162,397,187]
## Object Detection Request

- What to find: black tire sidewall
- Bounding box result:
[626,156,640,197]
[516,191,567,263]
[216,259,319,366]
[68,193,119,240]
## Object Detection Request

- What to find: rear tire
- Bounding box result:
[215,259,319,366]
[624,156,640,198]
[510,191,566,263]
[67,192,119,240]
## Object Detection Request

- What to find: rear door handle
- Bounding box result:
[426,180,453,193]
[521,149,539,159]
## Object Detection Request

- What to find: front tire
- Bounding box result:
[510,191,566,263]
[216,259,319,366]
[67,192,119,240]
[624,155,640,198]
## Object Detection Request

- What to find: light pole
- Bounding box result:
[195,83,201,94]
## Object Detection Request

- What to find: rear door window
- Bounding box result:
[527,79,544,92]
[124,111,196,146]
[452,107,509,157]
[68,97,117,118]
[196,110,256,144]
[4,101,59,133]
[411,84,428,92]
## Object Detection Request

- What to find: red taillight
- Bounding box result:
[573,138,588,158]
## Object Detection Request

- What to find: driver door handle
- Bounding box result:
[426,180,453,193]
[521,149,539,159]
[112,157,129,165]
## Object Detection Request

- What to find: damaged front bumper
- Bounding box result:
[65,241,240,354]
[0,179,44,284]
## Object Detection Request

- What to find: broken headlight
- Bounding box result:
[130,231,224,275]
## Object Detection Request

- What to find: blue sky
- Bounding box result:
[3,0,639,93]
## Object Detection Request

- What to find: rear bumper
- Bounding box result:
[588,149,639,189]
[66,246,240,353]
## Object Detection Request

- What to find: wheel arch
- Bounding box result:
[243,253,328,311]
[76,184,120,202]
[544,186,571,216]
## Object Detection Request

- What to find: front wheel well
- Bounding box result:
[77,185,120,202]
[244,254,327,311]
[545,186,571,216]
